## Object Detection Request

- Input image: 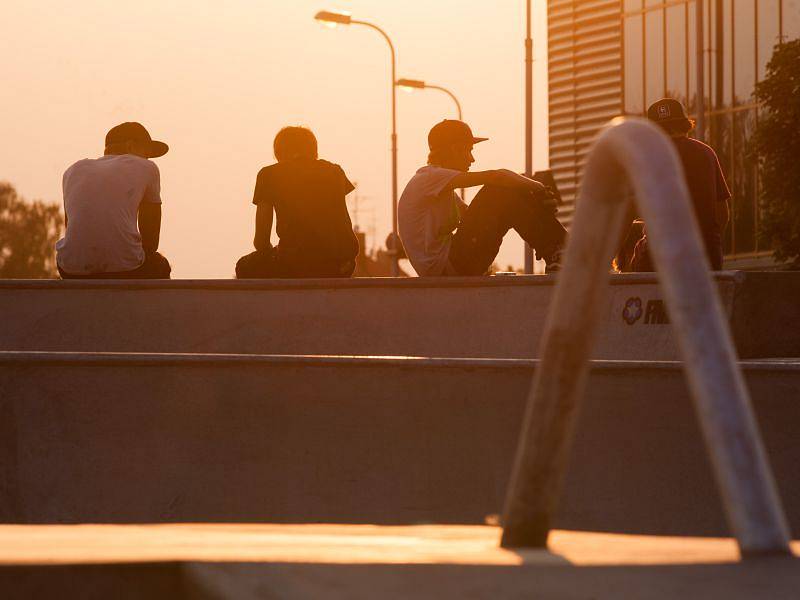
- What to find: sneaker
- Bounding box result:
[544,245,566,274]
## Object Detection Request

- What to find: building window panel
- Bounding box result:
[645,9,666,104]
[732,109,758,253]
[666,5,689,103]
[708,112,734,252]
[624,0,643,13]
[758,0,782,81]
[734,0,757,104]
[785,0,800,39]
[723,0,734,108]
[624,15,645,113]
[688,2,698,109]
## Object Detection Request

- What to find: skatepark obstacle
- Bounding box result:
[500,117,791,557]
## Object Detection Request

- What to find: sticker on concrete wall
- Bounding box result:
[623,298,670,325]
[622,297,643,325]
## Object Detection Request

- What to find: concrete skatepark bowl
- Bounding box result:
[2,118,798,597]
[0,275,799,598]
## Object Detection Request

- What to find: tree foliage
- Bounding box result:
[753,39,800,266]
[0,182,63,278]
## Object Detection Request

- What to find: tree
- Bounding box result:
[0,182,63,278]
[753,39,800,267]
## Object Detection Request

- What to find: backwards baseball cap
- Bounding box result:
[428,119,488,151]
[105,122,169,158]
[647,98,690,124]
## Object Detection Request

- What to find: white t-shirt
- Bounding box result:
[398,165,464,276]
[56,154,162,274]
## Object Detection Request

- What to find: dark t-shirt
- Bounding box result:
[672,136,731,245]
[253,159,359,263]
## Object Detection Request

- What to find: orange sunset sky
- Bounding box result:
[1,1,550,277]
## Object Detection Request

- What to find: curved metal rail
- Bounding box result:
[500,117,790,557]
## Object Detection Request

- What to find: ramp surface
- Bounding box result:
[1,352,798,536]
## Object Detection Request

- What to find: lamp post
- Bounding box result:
[524,0,535,274]
[396,78,462,120]
[315,10,399,276]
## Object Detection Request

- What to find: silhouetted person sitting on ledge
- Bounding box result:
[398,119,567,277]
[56,122,171,279]
[236,127,359,279]
[629,98,731,272]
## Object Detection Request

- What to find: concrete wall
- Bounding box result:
[4,272,796,360]
[1,353,797,536]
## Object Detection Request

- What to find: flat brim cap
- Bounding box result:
[428,119,488,150]
[105,122,169,158]
[143,140,169,158]
[647,98,690,123]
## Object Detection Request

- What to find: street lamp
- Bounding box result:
[395,78,462,121]
[315,9,400,276]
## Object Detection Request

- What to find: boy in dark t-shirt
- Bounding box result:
[629,98,731,271]
[236,127,359,278]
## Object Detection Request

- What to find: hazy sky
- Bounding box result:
[1,0,550,277]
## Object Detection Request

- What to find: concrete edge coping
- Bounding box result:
[0,271,746,291]
[1,351,798,371]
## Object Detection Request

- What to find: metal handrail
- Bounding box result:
[500,117,790,557]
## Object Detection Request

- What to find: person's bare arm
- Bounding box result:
[446,169,547,194]
[254,202,274,251]
[715,197,730,229]
[138,203,161,254]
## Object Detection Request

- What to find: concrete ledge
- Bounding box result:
[0,526,798,600]
[0,353,797,536]
[5,271,798,360]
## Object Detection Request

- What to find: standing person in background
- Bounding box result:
[56,122,171,279]
[398,119,566,277]
[629,98,731,271]
[236,126,358,279]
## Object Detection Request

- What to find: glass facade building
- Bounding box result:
[549,0,800,265]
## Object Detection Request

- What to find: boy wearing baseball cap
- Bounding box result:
[56,122,171,278]
[628,98,731,271]
[398,119,567,276]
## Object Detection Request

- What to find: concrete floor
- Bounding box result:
[0,524,798,599]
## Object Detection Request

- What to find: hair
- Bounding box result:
[658,118,696,137]
[104,141,129,156]
[427,148,449,166]
[273,126,318,162]
[427,143,470,167]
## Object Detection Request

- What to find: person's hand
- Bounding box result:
[538,186,559,212]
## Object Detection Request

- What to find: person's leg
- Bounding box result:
[277,256,356,278]
[449,185,567,275]
[236,249,278,279]
[130,252,172,279]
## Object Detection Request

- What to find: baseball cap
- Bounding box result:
[428,119,488,151]
[647,98,690,124]
[105,122,169,158]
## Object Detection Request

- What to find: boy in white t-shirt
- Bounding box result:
[398,120,566,276]
[56,122,171,279]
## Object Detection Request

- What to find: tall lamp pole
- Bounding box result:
[315,10,399,276]
[524,0,535,274]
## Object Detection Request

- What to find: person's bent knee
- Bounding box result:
[146,252,172,279]
[236,249,274,279]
